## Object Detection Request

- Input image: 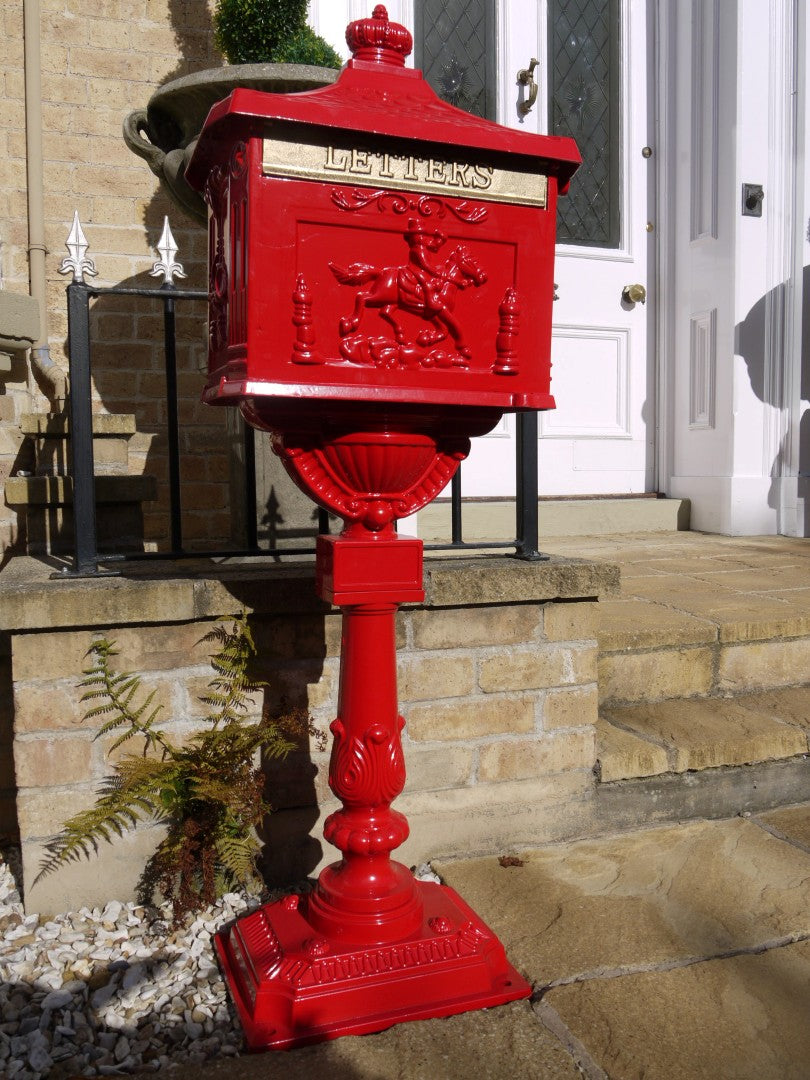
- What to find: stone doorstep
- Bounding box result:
[597,686,810,782]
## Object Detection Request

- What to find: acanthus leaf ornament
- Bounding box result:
[59,211,97,283]
[328,717,407,807]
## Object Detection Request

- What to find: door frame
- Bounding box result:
[655,0,806,533]
[653,0,675,496]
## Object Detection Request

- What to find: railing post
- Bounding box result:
[243,419,259,550]
[450,469,463,545]
[515,411,546,560]
[160,282,183,553]
[66,280,99,574]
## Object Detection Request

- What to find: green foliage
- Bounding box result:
[36,615,318,923]
[214,0,342,69]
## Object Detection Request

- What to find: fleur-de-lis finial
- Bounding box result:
[59,211,97,282]
[150,217,186,286]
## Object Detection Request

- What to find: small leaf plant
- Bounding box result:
[214,0,343,68]
[36,615,319,923]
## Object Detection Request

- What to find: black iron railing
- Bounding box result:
[65,279,543,576]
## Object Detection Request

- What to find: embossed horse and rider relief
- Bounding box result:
[326,217,489,370]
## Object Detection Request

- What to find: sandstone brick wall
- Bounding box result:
[0,0,236,557]
[0,556,610,914]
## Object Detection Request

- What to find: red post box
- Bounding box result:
[186,4,579,1051]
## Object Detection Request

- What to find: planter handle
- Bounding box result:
[122,110,166,175]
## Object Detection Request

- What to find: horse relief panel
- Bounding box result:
[287,187,522,380]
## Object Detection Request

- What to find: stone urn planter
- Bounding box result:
[123,64,339,224]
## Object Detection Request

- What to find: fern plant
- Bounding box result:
[36,615,317,923]
[214,0,342,68]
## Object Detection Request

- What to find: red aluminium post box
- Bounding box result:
[186,4,579,1053]
[184,8,579,422]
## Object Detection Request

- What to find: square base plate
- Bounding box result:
[216,880,531,1050]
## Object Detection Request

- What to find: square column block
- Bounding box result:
[316,533,424,606]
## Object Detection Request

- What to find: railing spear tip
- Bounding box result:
[150,216,187,286]
[59,210,97,283]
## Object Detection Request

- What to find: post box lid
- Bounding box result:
[186,6,580,191]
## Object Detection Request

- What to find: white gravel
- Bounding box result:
[0,851,256,1078]
[0,853,445,1078]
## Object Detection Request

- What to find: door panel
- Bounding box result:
[543,0,653,495]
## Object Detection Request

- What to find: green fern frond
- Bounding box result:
[81,702,124,719]
[215,833,260,884]
[43,613,305,921]
[34,784,159,883]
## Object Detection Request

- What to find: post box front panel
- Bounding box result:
[204,134,558,412]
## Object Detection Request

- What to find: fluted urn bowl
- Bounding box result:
[240,402,502,534]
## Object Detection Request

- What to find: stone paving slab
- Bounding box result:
[132,1000,582,1080]
[690,564,810,592]
[434,817,810,987]
[596,599,716,652]
[733,686,810,732]
[712,604,810,642]
[599,697,807,772]
[133,810,810,1080]
[758,802,810,850]
[543,939,810,1080]
[546,535,810,649]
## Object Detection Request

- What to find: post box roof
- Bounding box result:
[186,59,580,192]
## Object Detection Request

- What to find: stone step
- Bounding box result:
[596,594,810,705]
[416,495,689,541]
[541,532,810,707]
[536,533,810,792]
[597,687,810,783]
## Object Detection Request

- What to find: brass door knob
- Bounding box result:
[622,283,646,304]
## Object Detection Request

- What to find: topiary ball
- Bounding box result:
[270,25,343,68]
[214,0,342,68]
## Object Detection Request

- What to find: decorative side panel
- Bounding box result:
[540,327,630,438]
[689,308,716,429]
[690,0,719,241]
[228,142,249,348]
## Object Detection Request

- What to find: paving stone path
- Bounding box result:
[130,803,810,1079]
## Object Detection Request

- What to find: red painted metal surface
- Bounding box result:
[216,528,531,1050]
[186,4,579,417]
[187,3,580,1050]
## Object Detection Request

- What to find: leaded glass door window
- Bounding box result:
[548,0,620,247]
[414,0,497,120]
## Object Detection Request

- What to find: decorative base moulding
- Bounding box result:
[215,878,531,1050]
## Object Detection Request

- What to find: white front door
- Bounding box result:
[311,1,655,499]
[460,0,656,497]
